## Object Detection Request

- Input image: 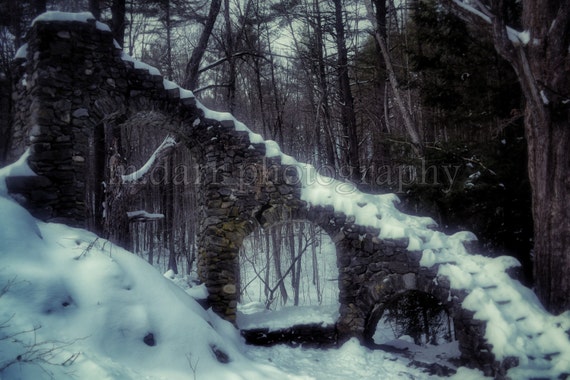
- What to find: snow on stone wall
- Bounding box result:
[4,11,570,379]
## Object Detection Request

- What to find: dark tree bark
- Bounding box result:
[333,0,361,181]
[164,0,173,80]
[450,0,570,314]
[89,0,101,19]
[33,0,46,15]
[183,0,222,90]
[111,0,126,47]
[313,0,337,168]
[271,228,288,304]
[223,0,236,112]
[369,0,423,155]
[166,155,178,274]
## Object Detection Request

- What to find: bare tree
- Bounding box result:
[183,0,222,89]
[333,0,361,180]
[111,0,126,47]
[367,0,423,155]
[448,0,570,314]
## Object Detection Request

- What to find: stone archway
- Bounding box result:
[238,219,340,310]
[366,289,455,347]
[5,15,563,377]
[362,277,455,347]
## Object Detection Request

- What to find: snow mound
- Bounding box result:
[32,11,110,32]
[0,194,298,379]
[9,12,570,378]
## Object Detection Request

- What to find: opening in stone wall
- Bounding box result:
[110,111,201,276]
[126,142,200,275]
[372,290,456,349]
[236,221,339,329]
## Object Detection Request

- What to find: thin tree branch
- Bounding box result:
[197,51,267,74]
[121,135,177,185]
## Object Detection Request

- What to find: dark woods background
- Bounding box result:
[0,0,532,285]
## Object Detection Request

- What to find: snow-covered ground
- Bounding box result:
[0,156,488,379]
[3,11,570,379]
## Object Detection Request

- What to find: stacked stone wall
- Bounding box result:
[5,19,199,226]
[5,17,517,377]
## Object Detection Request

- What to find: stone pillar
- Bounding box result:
[195,121,264,322]
[6,19,120,226]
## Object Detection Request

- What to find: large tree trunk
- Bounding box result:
[527,107,570,314]
[492,0,570,313]
[333,0,361,181]
[448,0,570,314]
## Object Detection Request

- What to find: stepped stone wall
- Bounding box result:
[2,15,519,377]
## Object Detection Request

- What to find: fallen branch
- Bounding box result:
[121,135,177,184]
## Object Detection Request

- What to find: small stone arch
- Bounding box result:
[361,271,454,346]
[237,213,341,310]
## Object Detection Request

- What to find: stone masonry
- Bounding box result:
[1,15,521,377]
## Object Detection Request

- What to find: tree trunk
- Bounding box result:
[111,0,126,47]
[89,0,101,19]
[501,1,570,314]
[445,0,570,314]
[148,222,154,265]
[453,0,570,314]
[223,0,236,112]
[369,0,423,155]
[166,155,178,274]
[525,100,570,314]
[183,0,222,89]
[287,225,299,305]
[272,228,288,305]
[164,0,173,81]
[313,0,337,168]
[333,0,361,181]
[294,223,304,305]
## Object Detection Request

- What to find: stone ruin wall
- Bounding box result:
[2,17,515,378]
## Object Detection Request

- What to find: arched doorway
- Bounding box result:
[237,221,339,328]
[368,290,455,347]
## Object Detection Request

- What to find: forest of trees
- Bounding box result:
[0,0,567,315]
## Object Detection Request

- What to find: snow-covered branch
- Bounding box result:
[121,136,177,184]
[127,210,165,221]
[450,0,529,45]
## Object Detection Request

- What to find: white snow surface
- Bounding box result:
[237,303,339,331]
[32,11,111,32]
[0,194,298,379]
[5,12,570,378]
[0,148,36,195]
[126,210,165,220]
[14,43,28,60]
[0,164,480,380]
